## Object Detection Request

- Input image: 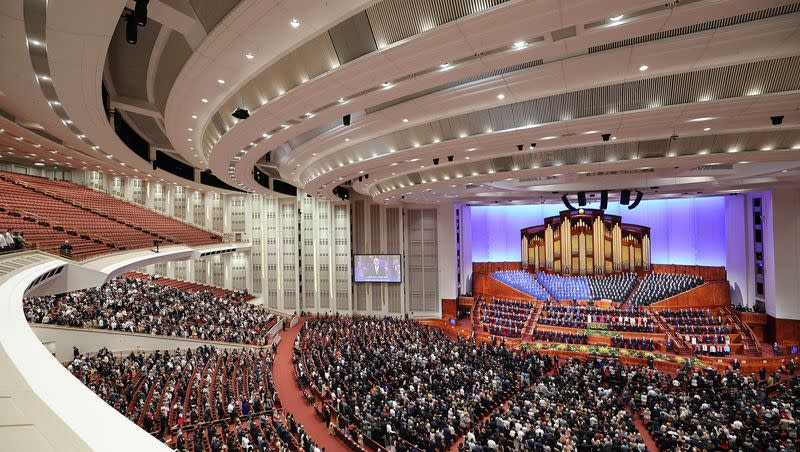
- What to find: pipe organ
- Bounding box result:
[521,209,651,275]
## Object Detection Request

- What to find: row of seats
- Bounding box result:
[0,171,222,258]
[536,272,638,302]
[125,272,256,302]
[491,271,549,299]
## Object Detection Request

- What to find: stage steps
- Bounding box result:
[621,275,644,308]
[721,306,761,356]
[650,311,692,354]
[533,273,557,301]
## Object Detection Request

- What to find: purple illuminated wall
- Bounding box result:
[469,197,727,266]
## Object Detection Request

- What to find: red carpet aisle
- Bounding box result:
[272,318,349,452]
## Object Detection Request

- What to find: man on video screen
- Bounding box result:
[365,256,387,278]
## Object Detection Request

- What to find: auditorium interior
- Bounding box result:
[1,0,800,451]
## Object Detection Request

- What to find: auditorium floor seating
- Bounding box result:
[125,272,256,302]
[0,171,222,259]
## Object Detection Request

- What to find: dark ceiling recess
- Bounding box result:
[201,170,244,192]
[154,150,193,181]
[113,110,150,161]
[272,179,297,197]
[253,167,270,189]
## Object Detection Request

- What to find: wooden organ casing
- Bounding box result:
[521,209,651,275]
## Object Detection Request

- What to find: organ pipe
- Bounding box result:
[521,236,528,268]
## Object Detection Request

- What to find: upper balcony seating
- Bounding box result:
[0,210,111,259]
[0,171,223,257]
[629,273,704,306]
[492,270,550,300]
[479,298,533,338]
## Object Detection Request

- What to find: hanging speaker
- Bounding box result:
[620,189,631,205]
[577,192,587,206]
[343,114,351,126]
[629,190,644,209]
[561,194,575,210]
[599,190,609,210]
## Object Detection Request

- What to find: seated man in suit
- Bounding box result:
[59,240,73,257]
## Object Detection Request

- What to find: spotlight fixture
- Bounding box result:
[125,12,138,44]
[620,189,631,205]
[134,0,149,26]
[245,52,255,60]
[447,155,454,162]
[601,133,611,142]
[232,107,250,120]
[629,190,644,209]
[433,158,440,165]
[771,115,784,125]
[516,144,524,151]
[599,190,609,210]
[529,143,536,149]
[289,18,300,28]
[343,114,351,126]
[577,192,587,206]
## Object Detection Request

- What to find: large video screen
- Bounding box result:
[353,254,402,283]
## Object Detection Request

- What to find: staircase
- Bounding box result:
[621,275,644,308]
[522,302,543,341]
[722,306,761,356]
[651,311,692,354]
[533,273,557,301]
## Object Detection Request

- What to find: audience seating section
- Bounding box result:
[491,270,549,300]
[629,272,704,306]
[0,171,222,258]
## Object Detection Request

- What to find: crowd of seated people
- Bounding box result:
[491,270,550,300]
[610,336,655,351]
[24,275,277,345]
[295,316,554,451]
[0,228,26,253]
[463,358,647,452]
[533,328,589,345]
[632,366,799,451]
[659,309,733,355]
[537,305,588,329]
[587,272,638,302]
[629,273,704,306]
[536,272,591,300]
[480,298,532,338]
[67,345,284,451]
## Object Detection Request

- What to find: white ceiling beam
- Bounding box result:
[110,95,163,119]
[126,0,206,50]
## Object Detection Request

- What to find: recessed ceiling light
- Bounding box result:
[611,136,617,140]
[513,40,527,49]
[439,62,450,68]
[402,118,408,123]
[688,117,714,122]
[217,79,225,85]
[465,156,470,160]
[191,114,198,119]
[262,133,270,138]
[610,14,624,22]
[704,127,711,131]
[201,98,208,103]
[187,138,192,142]
[639,65,648,71]
[245,52,255,60]
[34,162,44,166]
[188,128,193,131]
[497,93,505,100]
[781,169,789,173]
[338,97,347,103]
[382,81,392,87]
[289,18,300,28]
[738,161,750,164]
[542,136,557,140]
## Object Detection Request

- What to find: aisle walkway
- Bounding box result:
[272,318,349,452]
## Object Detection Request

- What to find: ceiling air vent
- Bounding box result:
[694,164,733,171]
